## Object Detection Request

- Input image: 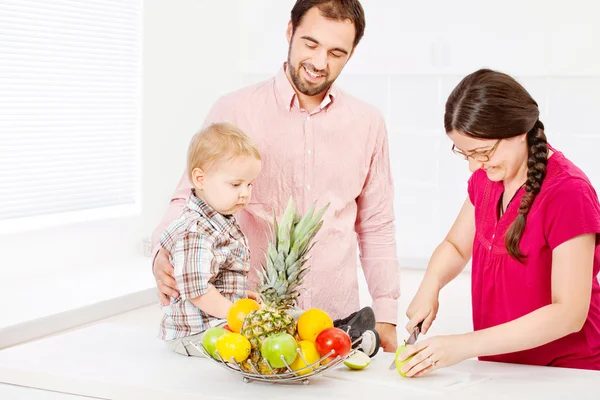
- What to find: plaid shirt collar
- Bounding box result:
[187,189,235,233]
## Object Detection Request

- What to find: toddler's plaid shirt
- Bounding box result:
[158,190,250,340]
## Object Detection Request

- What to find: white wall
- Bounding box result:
[235,0,600,267]
[3,0,598,279]
[0,1,252,331]
[0,1,245,330]
[141,0,244,237]
[8,0,600,295]
[2,0,598,333]
[0,1,244,278]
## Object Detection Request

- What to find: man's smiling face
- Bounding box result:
[286,6,355,97]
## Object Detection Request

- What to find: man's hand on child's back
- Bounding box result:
[153,248,180,306]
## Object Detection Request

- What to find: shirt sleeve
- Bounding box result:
[354,114,400,325]
[150,96,237,262]
[168,231,219,300]
[151,174,193,262]
[544,177,600,250]
[467,169,485,206]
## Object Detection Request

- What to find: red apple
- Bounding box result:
[315,327,352,360]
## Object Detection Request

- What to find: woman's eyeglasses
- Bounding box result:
[451,139,501,162]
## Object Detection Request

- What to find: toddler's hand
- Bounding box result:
[247,290,262,304]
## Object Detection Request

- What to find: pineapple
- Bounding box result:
[240,197,328,374]
[242,350,286,375]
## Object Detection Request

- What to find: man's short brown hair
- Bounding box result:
[291,0,366,48]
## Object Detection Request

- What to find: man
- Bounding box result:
[152,0,400,352]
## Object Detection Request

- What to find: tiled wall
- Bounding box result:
[238,0,600,266]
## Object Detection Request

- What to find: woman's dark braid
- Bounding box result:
[505,120,549,261]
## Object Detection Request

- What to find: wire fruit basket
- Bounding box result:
[193,336,362,385]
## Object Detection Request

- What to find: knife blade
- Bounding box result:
[389,321,423,370]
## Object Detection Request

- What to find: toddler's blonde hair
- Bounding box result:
[187,122,261,182]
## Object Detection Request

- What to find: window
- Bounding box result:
[0,0,142,232]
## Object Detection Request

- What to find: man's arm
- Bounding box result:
[355,114,400,350]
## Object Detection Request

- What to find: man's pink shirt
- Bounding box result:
[152,67,400,323]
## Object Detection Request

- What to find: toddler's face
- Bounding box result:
[194,155,261,215]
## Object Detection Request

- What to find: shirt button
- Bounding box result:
[306,115,311,121]
[489,246,492,250]
[492,234,495,239]
[307,149,312,155]
[306,184,311,191]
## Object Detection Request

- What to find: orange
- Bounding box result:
[215,332,251,363]
[290,340,321,376]
[226,298,260,332]
[297,308,333,342]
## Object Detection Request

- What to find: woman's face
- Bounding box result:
[448,130,528,182]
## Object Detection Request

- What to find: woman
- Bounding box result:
[398,69,600,377]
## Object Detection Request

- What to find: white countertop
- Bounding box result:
[0,319,598,400]
[0,383,96,400]
[0,254,156,351]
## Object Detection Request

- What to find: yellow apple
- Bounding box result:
[343,351,371,370]
[395,344,414,378]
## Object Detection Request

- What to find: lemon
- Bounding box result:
[290,341,321,376]
[215,332,251,363]
[343,351,371,370]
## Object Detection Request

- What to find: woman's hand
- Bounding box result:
[397,334,471,377]
[405,283,440,335]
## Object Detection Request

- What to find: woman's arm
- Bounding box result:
[466,233,595,358]
[406,197,476,333]
[422,197,476,291]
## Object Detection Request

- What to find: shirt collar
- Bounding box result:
[187,189,234,233]
[274,63,338,113]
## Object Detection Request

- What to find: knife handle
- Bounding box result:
[415,320,424,333]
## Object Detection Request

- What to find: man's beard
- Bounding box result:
[287,57,333,97]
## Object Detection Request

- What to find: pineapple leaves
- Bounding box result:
[255,198,329,310]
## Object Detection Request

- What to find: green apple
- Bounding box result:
[261,333,298,368]
[201,327,228,359]
[395,344,414,377]
[343,351,371,370]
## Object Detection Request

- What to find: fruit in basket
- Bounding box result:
[201,327,228,359]
[241,350,286,375]
[240,198,329,363]
[290,340,321,376]
[343,351,371,370]
[297,308,334,342]
[261,333,298,368]
[215,332,251,363]
[395,344,414,378]
[227,299,260,333]
[315,327,352,361]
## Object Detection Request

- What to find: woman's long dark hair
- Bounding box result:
[444,69,549,261]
